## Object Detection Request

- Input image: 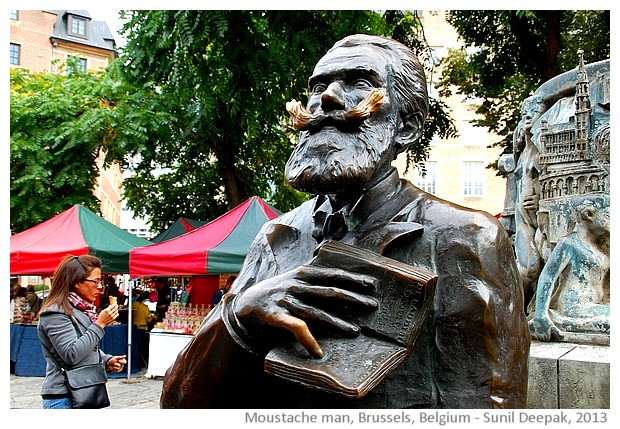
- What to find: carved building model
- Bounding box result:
[537,52,610,244]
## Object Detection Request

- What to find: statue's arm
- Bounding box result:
[422,210,530,408]
[159,304,268,408]
[478,223,531,408]
[160,227,281,408]
[529,240,570,340]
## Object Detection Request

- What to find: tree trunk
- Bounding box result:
[508,10,562,82]
[217,137,245,209]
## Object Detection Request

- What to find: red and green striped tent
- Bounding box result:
[150,217,207,243]
[129,196,281,277]
[10,205,152,275]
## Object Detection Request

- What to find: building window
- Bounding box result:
[10,43,20,65]
[415,161,437,195]
[77,58,87,72]
[463,162,485,196]
[68,15,88,38]
[10,10,18,20]
[67,57,87,74]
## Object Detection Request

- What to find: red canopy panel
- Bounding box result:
[10,206,88,275]
[129,196,280,277]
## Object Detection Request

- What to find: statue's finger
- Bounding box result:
[284,297,361,335]
[298,265,378,291]
[269,312,323,359]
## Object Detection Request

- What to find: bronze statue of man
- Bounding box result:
[160,34,530,409]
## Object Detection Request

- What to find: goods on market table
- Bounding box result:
[152,302,211,335]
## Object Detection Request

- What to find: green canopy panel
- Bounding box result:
[130,196,281,277]
[11,205,152,275]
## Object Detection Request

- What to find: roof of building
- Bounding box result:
[48,9,117,53]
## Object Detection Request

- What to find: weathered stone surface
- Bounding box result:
[558,344,610,409]
[527,341,578,408]
[526,340,610,409]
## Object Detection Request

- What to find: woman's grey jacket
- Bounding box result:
[38,304,113,396]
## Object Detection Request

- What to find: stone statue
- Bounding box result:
[502,52,610,344]
[529,194,609,342]
[511,95,546,304]
[160,34,530,409]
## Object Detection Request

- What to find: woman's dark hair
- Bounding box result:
[39,255,102,316]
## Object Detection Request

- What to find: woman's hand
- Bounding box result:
[106,355,127,372]
[95,302,119,329]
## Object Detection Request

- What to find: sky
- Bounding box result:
[82,8,125,47]
[87,8,127,47]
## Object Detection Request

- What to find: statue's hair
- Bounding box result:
[572,194,609,221]
[328,34,429,125]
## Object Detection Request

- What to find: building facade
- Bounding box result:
[10,9,123,226]
[393,11,507,217]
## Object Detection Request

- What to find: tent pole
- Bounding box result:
[126,280,132,381]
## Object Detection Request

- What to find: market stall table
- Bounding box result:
[101,323,142,378]
[10,324,46,376]
[146,331,193,377]
[9,323,141,378]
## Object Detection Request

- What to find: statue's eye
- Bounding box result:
[352,79,373,89]
[311,83,327,94]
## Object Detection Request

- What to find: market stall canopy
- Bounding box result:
[10,205,153,275]
[150,217,207,243]
[129,196,281,277]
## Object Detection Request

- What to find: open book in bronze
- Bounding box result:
[264,240,438,398]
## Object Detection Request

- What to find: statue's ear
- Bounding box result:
[394,111,424,152]
[582,207,595,222]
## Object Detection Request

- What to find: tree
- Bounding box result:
[9,60,174,234]
[10,11,456,235]
[118,10,456,233]
[437,10,610,160]
[10,65,118,233]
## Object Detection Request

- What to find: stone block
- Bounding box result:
[527,341,577,408]
[558,344,610,408]
[526,340,610,409]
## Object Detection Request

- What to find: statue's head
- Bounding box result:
[285,34,428,195]
[572,194,610,237]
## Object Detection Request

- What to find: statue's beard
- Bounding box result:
[285,122,394,195]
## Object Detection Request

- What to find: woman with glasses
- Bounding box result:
[37,255,127,409]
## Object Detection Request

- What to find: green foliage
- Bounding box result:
[9,60,178,234]
[33,284,50,293]
[10,67,110,233]
[438,10,610,159]
[118,10,455,233]
[10,11,457,236]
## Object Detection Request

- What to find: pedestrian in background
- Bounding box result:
[26,285,41,319]
[133,291,154,368]
[37,255,126,409]
[153,277,171,321]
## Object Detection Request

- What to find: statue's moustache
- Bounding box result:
[286,88,385,132]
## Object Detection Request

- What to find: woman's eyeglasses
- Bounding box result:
[83,279,101,286]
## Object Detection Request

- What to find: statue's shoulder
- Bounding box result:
[255,198,317,248]
[401,185,504,240]
[264,198,317,230]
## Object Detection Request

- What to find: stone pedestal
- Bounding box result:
[527,340,610,408]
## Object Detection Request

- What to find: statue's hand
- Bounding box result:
[528,315,563,341]
[522,193,539,212]
[233,265,378,358]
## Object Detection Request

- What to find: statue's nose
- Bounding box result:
[320,82,345,112]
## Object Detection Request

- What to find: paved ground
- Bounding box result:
[9,370,164,409]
